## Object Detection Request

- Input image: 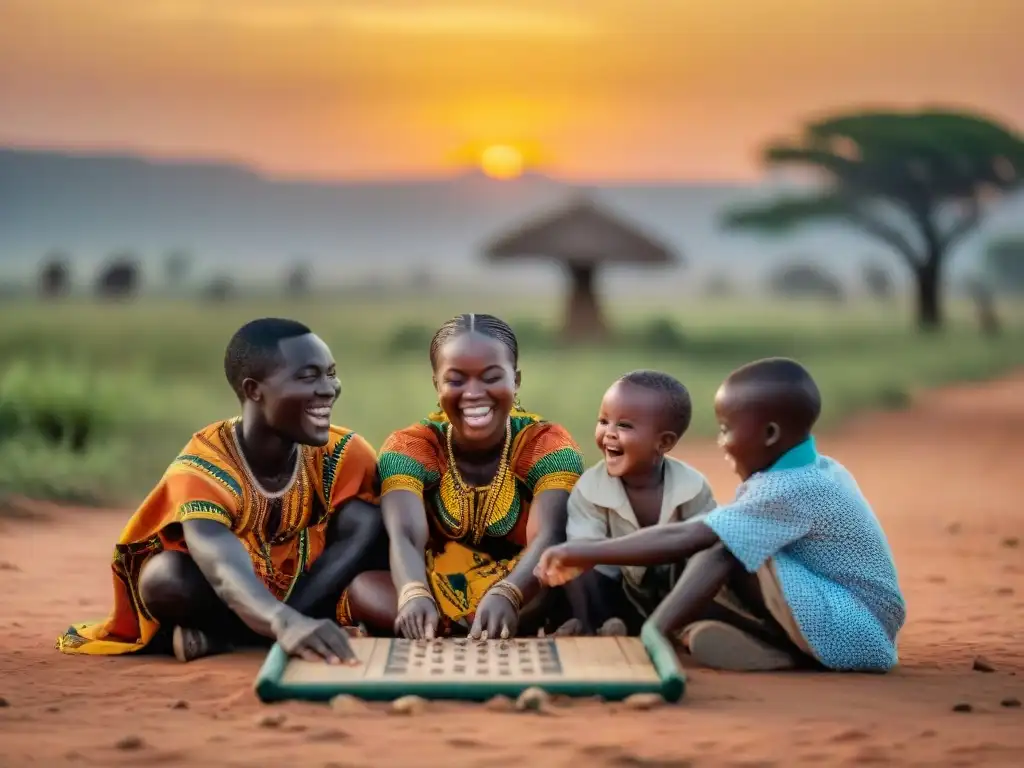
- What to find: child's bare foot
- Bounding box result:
[553,618,584,636]
[598,618,628,637]
[681,620,796,671]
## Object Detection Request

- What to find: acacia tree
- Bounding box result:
[723,110,1024,331]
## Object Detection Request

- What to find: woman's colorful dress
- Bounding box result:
[56,419,378,655]
[375,410,584,629]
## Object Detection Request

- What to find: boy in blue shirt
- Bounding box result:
[537,358,906,672]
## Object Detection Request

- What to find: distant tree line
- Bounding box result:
[34,249,318,302]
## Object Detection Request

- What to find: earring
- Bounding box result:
[513,394,522,411]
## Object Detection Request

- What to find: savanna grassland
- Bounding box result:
[1,293,1021,505]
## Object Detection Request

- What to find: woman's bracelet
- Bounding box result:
[487,580,524,613]
[398,581,436,612]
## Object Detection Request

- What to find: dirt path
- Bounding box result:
[2,375,1024,767]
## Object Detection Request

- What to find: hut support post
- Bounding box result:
[563,262,608,342]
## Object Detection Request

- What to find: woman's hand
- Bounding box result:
[469,592,519,640]
[394,596,440,639]
[534,544,589,586]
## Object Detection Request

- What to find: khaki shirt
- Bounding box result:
[565,456,717,588]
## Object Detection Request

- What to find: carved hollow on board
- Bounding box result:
[254,622,685,703]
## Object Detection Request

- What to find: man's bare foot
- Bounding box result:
[598,618,628,637]
[343,624,369,638]
[553,618,583,636]
[172,626,230,663]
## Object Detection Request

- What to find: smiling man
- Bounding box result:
[56,318,385,663]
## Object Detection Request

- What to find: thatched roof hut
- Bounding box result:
[484,194,680,341]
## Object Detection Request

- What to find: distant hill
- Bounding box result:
[1,148,1021,296]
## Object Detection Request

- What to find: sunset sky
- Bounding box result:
[1,0,1020,181]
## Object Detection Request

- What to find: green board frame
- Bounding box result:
[253,621,685,703]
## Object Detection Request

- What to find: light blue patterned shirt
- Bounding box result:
[704,437,906,672]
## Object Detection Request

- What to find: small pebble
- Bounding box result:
[622,693,664,711]
[170,700,189,710]
[115,735,145,750]
[515,686,550,712]
[952,702,973,713]
[483,695,514,712]
[391,695,427,715]
[973,656,996,673]
[255,712,287,728]
[329,694,368,715]
[309,727,351,743]
[1000,697,1021,708]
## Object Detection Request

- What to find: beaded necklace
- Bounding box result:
[441,417,513,545]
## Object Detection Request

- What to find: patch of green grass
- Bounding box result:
[0,294,1021,505]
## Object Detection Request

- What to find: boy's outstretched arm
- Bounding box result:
[535,521,720,584]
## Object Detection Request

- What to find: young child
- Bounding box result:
[537,358,906,673]
[558,370,718,636]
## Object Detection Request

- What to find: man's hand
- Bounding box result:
[272,607,358,665]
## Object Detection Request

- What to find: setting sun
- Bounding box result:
[479,144,524,180]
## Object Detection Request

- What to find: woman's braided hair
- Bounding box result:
[428,313,519,370]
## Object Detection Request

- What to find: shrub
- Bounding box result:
[0,360,171,502]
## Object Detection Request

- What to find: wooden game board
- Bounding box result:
[254,623,685,703]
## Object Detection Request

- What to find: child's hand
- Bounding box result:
[534,544,587,586]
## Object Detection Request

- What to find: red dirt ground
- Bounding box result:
[2,374,1023,767]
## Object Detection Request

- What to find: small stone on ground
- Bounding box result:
[516,687,550,712]
[330,694,369,715]
[391,695,427,715]
[484,695,514,712]
[115,735,145,750]
[972,656,996,673]
[255,712,287,728]
[623,693,664,711]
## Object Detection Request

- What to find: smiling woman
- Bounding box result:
[341,313,586,640]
